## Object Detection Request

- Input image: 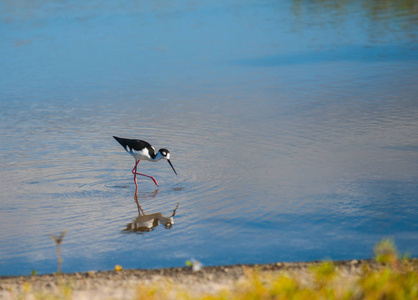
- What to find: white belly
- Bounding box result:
[126,146,153,161]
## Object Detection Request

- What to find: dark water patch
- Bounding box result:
[232,44,418,67]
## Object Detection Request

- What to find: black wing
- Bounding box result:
[113,136,155,156]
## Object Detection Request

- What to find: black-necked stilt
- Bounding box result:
[113,136,177,188]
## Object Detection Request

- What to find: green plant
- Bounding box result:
[374,238,397,265]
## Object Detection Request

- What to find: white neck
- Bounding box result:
[153,151,165,162]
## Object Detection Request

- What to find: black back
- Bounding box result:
[113,136,156,158]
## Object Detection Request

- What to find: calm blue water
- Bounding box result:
[0,0,417,276]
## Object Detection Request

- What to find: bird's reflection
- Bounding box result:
[122,187,179,234]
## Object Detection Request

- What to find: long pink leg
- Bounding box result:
[132,160,159,187]
[132,160,140,188]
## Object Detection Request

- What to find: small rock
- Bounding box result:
[87,271,96,277]
[276,262,283,267]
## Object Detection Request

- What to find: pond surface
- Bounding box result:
[0,0,417,276]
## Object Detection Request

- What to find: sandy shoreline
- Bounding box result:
[4,258,414,300]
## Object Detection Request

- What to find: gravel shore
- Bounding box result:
[2,259,402,300]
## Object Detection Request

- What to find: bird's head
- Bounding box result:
[157,148,177,175]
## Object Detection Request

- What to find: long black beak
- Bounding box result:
[167,159,177,175]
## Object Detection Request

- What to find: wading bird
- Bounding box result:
[113,136,177,188]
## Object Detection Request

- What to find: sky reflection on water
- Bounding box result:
[0,0,417,275]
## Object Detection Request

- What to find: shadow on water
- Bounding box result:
[122,187,180,234]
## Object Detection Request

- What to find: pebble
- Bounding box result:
[87,271,96,278]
